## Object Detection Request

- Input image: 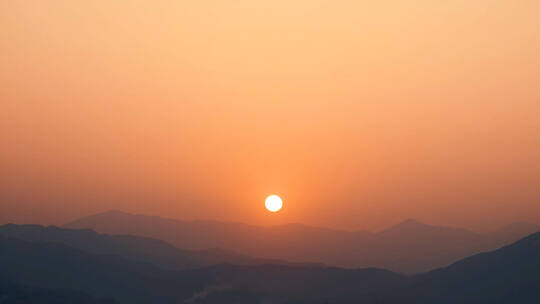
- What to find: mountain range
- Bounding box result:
[1,223,539,303]
[64,210,540,273]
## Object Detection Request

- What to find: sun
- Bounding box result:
[265,195,283,212]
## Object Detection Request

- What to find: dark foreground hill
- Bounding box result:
[0,276,116,304]
[1,231,540,303]
[64,210,540,273]
[0,224,313,271]
[406,231,540,304]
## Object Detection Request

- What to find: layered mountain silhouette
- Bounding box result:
[64,210,539,273]
[0,224,314,271]
[1,229,539,303]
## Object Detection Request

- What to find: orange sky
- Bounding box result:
[1,0,539,231]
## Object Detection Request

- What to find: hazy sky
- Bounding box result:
[1,0,539,231]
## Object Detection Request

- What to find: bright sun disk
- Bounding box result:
[265,195,283,212]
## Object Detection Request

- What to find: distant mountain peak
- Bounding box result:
[379,219,430,234]
[399,218,424,226]
[101,209,131,216]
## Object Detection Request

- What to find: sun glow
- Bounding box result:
[265,195,283,212]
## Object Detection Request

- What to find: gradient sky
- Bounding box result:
[1,0,539,231]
